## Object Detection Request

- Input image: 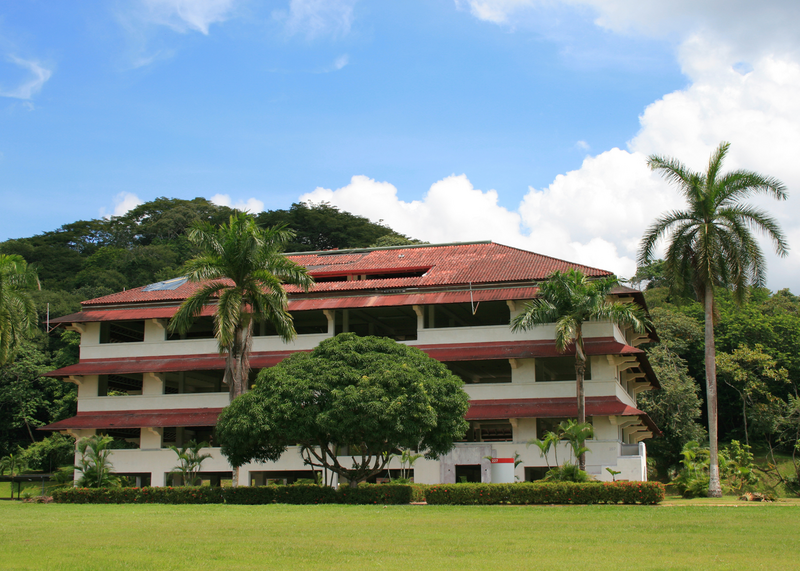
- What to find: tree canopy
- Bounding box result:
[216,333,470,486]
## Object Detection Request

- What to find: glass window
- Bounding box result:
[535,356,591,382]
[100,321,145,343]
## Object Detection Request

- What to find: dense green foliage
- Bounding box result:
[0,254,40,365]
[256,202,410,252]
[424,482,665,505]
[217,333,470,485]
[0,334,78,457]
[51,483,414,505]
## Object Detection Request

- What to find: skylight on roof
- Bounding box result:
[142,277,188,292]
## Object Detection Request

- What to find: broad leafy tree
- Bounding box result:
[639,141,788,497]
[0,254,40,366]
[216,333,470,487]
[511,269,650,470]
[169,212,313,400]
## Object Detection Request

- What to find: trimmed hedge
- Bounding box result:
[425,482,664,505]
[52,484,410,505]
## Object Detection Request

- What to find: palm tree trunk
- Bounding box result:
[575,358,586,471]
[224,321,253,488]
[704,286,723,497]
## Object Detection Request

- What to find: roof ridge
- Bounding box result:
[285,240,492,257]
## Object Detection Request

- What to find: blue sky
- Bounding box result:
[2,1,799,292]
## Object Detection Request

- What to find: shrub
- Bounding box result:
[52,484,411,505]
[424,482,664,505]
[337,484,412,505]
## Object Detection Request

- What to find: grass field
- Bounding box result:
[1,501,798,570]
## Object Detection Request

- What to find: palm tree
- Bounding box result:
[169,440,212,486]
[169,212,314,401]
[639,141,788,497]
[512,269,650,470]
[0,254,40,366]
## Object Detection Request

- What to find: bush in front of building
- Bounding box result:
[424,482,665,505]
[52,483,415,505]
[52,486,225,504]
[337,484,413,505]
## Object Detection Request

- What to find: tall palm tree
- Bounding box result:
[169,212,314,401]
[0,254,40,366]
[511,269,650,470]
[639,141,788,497]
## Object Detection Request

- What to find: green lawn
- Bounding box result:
[1,502,798,570]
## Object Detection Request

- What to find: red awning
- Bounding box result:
[417,337,643,361]
[467,396,660,434]
[40,397,659,435]
[39,408,224,431]
[44,351,297,377]
[44,337,657,389]
[51,287,539,324]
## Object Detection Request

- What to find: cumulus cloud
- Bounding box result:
[100,192,144,219]
[276,0,358,38]
[138,0,235,34]
[458,0,800,60]
[210,194,265,213]
[0,56,52,100]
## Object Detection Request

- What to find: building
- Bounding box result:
[43,241,659,486]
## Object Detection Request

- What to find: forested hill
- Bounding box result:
[0,198,419,321]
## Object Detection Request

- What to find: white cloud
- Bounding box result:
[458,0,800,61]
[332,54,349,70]
[574,140,590,151]
[100,192,144,219]
[0,56,52,100]
[276,0,358,38]
[210,194,265,213]
[138,0,235,34]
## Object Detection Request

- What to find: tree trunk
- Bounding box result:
[575,357,586,472]
[224,320,253,488]
[224,320,253,401]
[704,286,723,497]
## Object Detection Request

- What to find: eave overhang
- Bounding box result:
[51,286,541,324]
[39,408,224,431]
[44,337,657,389]
[467,396,661,435]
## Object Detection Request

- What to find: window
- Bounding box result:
[100,321,145,343]
[164,370,225,394]
[98,373,143,396]
[334,307,418,341]
[535,356,591,382]
[536,417,593,439]
[444,360,512,384]
[457,420,513,442]
[167,317,215,340]
[424,301,510,329]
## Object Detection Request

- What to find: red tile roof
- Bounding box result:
[40,408,224,430]
[44,337,658,389]
[80,242,611,307]
[52,286,540,324]
[466,396,660,434]
[40,397,659,435]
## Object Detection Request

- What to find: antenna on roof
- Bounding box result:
[469,282,480,315]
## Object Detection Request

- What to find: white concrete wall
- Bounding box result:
[78,393,228,412]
